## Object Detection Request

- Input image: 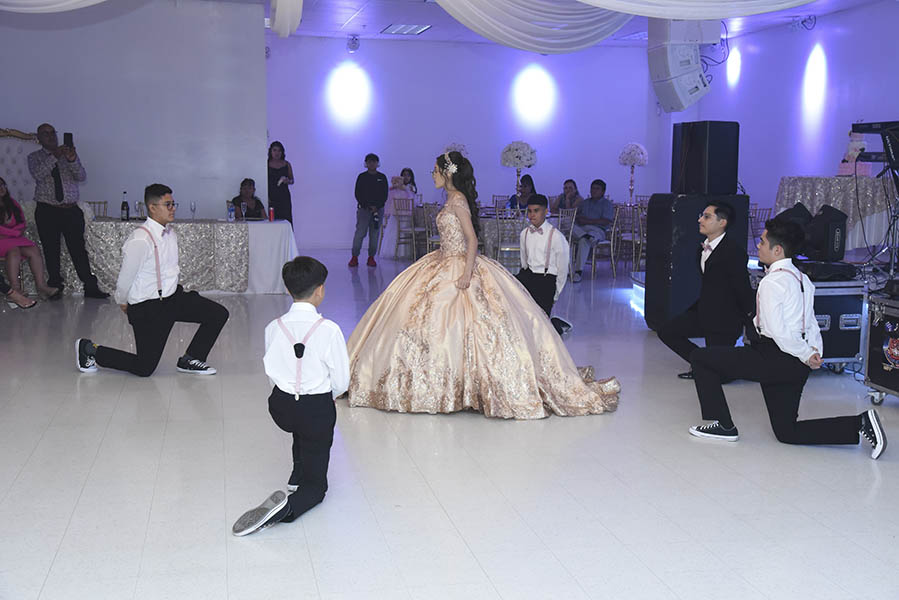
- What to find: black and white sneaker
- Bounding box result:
[860,409,887,460]
[232,491,288,537]
[75,338,98,373]
[176,355,217,375]
[689,421,739,442]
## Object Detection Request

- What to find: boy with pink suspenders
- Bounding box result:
[232,256,349,536]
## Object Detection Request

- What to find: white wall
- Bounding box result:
[689,0,898,208]
[0,0,267,219]
[266,35,669,249]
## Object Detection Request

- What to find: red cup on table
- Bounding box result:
[269,207,274,222]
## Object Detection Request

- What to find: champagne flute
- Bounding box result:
[190,201,197,220]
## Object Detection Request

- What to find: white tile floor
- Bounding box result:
[1,249,897,600]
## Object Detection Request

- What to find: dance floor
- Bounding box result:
[1,249,897,600]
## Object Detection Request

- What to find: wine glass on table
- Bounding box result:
[190,201,197,220]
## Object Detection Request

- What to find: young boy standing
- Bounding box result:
[232,257,350,536]
[516,194,572,335]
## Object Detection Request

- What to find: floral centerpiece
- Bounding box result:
[618,142,648,205]
[501,141,537,192]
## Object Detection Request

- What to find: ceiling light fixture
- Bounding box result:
[381,24,432,35]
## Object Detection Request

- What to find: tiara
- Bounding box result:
[443,152,458,175]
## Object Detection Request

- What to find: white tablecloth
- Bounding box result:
[247,220,298,294]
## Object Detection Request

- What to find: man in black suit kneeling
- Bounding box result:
[658,201,754,380]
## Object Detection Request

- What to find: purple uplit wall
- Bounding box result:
[266,36,669,249]
[690,0,897,209]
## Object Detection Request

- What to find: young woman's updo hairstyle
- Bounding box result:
[436,151,479,237]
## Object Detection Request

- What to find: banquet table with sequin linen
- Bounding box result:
[775,176,897,251]
[21,218,249,294]
[347,201,620,419]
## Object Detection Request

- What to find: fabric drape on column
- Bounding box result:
[435,0,633,55]
[270,0,304,38]
[575,0,816,19]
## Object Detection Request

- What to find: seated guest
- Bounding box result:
[2,272,36,309]
[688,218,887,460]
[516,194,571,335]
[0,176,59,298]
[232,178,266,220]
[570,179,614,282]
[508,174,536,209]
[551,179,583,213]
[76,183,229,377]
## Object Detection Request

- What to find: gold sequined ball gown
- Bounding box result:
[347,199,620,419]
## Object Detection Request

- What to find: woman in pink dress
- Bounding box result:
[0,177,58,298]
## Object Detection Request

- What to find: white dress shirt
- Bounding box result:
[519,221,570,300]
[700,232,725,274]
[754,258,823,363]
[263,302,350,397]
[115,218,180,305]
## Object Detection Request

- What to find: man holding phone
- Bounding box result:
[27,123,108,298]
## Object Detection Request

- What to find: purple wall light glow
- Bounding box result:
[511,64,557,128]
[726,47,741,88]
[801,44,827,135]
[326,61,372,128]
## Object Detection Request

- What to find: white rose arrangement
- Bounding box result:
[501,141,537,169]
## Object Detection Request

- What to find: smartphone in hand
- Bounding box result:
[63,132,74,147]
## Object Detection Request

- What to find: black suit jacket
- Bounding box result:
[690,233,754,336]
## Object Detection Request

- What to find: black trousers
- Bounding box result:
[95,286,229,377]
[691,339,861,445]
[0,273,9,295]
[268,387,337,520]
[658,308,740,364]
[515,268,556,317]
[34,202,99,291]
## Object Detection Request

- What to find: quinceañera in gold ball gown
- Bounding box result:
[347,151,619,419]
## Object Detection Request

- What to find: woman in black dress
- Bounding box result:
[268,141,294,225]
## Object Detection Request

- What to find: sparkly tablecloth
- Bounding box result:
[775,175,896,249]
[21,218,249,295]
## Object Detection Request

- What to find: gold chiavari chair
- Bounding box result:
[84,200,108,218]
[749,206,771,251]
[557,207,578,276]
[492,194,510,210]
[423,202,442,253]
[615,204,644,273]
[586,205,620,278]
[393,196,423,259]
[493,207,525,272]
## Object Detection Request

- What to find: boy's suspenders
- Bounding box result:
[276,317,326,400]
[136,226,163,299]
[523,226,555,274]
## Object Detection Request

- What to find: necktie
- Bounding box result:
[51,165,64,203]
[529,225,544,234]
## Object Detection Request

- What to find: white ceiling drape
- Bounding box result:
[270,0,304,38]
[0,0,107,12]
[435,0,633,55]
[575,0,816,19]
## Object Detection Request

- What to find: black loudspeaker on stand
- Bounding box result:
[644,194,750,331]
[671,121,739,195]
